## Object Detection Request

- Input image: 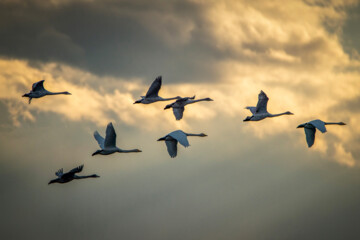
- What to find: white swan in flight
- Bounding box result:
[48,165,99,184]
[297,119,346,148]
[244,90,293,121]
[134,76,181,104]
[164,96,214,120]
[157,130,207,158]
[22,80,71,104]
[92,122,142,156]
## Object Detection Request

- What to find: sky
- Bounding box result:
[0,0,360,239]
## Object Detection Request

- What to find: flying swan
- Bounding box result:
[244,90,293,121]
[92,122,142,156]
[157,130,207,158]
[48,165,99,184]
[22,80,71,104]
[297,119,346,148]
[134,76,181,104]
[164,96,214,120]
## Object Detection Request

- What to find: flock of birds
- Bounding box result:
[21,76,346,184]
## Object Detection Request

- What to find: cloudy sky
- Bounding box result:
[1,0,360,239]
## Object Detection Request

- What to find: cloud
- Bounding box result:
[0,0,359,167]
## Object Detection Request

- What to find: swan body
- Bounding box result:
[157,130,207,158]
[22,80,71,104]
[244,90,293,121]
[164,96,214,120]
[92,122,142,156]
[48,165,99,184]
[297,119,346,148]
[134,76,181,104]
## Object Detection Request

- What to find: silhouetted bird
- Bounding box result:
[22,80,71,104]
[92,122,142,156]
[164,96,213,120]
[244,90,293,121]
[297,119,346,147]
[134,76,181,104]
[48,165,99,184]
[158,130,207,158]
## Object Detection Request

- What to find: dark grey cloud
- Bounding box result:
[0,0,225,83]
[1,0,356,85]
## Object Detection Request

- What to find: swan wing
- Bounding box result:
[32,80,46,92]
[104,122,117,148]
[94,131,105,149]
[69,165,84,174]
[55,168,63,177]
[245,106,256,114]
[145,76,162,98]
[304,127,316,148]
[168,130,190,147]
[255,90,269,113]
[309,120,327,133]
[173,107,184,120]
[165,139,178,158]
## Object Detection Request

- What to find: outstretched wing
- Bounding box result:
[55,168,63,177]
[245,106,256,114]
[32,80,46,92]
[304,127,316,148]
[145,76,162,98]
[165,139,178,158]
[173,107,184,120]
[94,131,105,149]
[309,120,327,133]
[168,130,190,147]
[104,122,117,148]
[69,165,84,174]
[255,90,269,113]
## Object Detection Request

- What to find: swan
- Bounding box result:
[157,130,207,158]
[164,96,214,120]
[297,119,346,148]
[134,76,181,104]
[22,80,71,104]
[244,90,293,121]
[92,122,142,156]
[48,165,99,184]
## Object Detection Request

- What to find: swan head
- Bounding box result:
[22,93,29,98]
[296,123,306,128]
[133,99,143,104]
[48,179,59,185]
[157,137,166,141]
[164,104,172,110]
[205,98,214,101]
[243,116,252,122]
[133,149,142,152]
[199,133,207,137]
[64,91,71,95]
[91,174,100,178]
[92,150,102,156]
[338,122,346,125]
[285,111,294,115]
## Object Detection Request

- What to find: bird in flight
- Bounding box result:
[157,130,207,158]
[244,90,293,121]
[164,96,214,120]
[22,80,71,104]
[92,122,142,156]
[48,165,99,184]
[134,76,181,104]
[297,119,346,148]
